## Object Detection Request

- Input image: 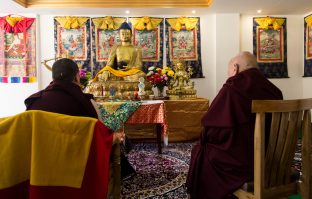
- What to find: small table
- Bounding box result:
[125,98,209,142]
[97,100,167,154]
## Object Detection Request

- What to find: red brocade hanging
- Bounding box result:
[0,15,36,83]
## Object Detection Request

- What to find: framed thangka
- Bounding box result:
[128,17,163,72]
[92,17,126,74]
[166,17,203,78]
[0,15,36,83]
[253,17,288,78]
[54,16,91,71]
[304,14,312,76]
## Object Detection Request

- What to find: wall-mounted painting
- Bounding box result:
[165,17,203,78]
[0,15,36,83]
[304,14,312,77]
[129,17,164,72]
[257,28,283,63]
[54,16,91,71]
[253,17,288,78]
[92,16,126,74]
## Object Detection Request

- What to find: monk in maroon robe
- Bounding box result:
[25,59,97,118]
[186,52,283,199]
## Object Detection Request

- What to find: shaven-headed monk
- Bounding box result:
[186,52,283,199]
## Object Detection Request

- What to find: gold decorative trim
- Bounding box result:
[305,15,312,27]
[255,17,285,30]
[14,0,213,8]
[129,17,163,31]
[13,0,27,7]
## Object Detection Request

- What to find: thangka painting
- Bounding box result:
[304,14,312,76]
[0,15,36,83]
[166,17,203,78]
[91,17,126,74]
[253,17,288,78]
[54,16,91,71]
[129,17,164,72]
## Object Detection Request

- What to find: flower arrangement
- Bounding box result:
[79,69,92,89]
[146,66,175,90]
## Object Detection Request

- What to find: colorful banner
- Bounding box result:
[165,17,203,78]
[253,17,288,78]
[54,16,91,72]
[129,17,164,73]
[91,16,126,75]
[304,14,312,76]
[0,15,36,83]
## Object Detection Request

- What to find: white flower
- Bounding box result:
[146,71,154,76]
[148,66,155,71]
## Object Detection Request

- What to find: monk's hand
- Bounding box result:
[113,131,125,144]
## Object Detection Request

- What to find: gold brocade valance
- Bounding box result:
[55,16,89,29]
[5,15,23,27]
[92,16,126,30]
[92,66,141,82]
[166,17,198,31]
[305,15,312,27]
[255,17,285,30]
[129,17,163,31]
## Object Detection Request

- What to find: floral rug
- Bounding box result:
[121,142,195,199]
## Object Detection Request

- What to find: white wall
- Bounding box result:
[241,15,309,99]
[216,14,240,91]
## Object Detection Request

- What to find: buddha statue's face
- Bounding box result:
[119,29,131,42]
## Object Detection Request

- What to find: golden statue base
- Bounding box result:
[166,88,197,100]
[87,80,152,100]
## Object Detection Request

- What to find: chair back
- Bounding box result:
[252,98,312,199]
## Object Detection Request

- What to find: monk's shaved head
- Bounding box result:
[228,51,258,77]
[230,51,258,71]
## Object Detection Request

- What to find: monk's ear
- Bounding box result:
[74,72,80,84]
[234,64,239,75]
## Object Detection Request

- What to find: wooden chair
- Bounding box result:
[234,99,312,199]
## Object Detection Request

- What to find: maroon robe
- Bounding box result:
[186,68,283,199]
[24,80,97,118]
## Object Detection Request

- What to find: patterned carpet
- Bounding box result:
[121,142,194,199]
[121,141,302,199]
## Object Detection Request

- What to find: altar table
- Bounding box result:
[126,98,209,142]
[97,100,167,154]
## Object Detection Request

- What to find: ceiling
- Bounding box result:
[1,0,312,15]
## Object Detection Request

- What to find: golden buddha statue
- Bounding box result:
[166,60,197,100]
[88,22,151,99]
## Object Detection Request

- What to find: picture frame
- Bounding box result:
[256,27,284,63]
[168,28,198,61]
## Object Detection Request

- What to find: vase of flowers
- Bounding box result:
[79,69,92,90]
[146,66,175,98]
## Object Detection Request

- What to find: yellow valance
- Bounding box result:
[92,16,126,30]
[305,15,312,27]
[166,17,198,31]
[55,16,89,29]
[129,17,163,31]
[93,66,141,82]
[255,17,285,30]
[5,16,23,27]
